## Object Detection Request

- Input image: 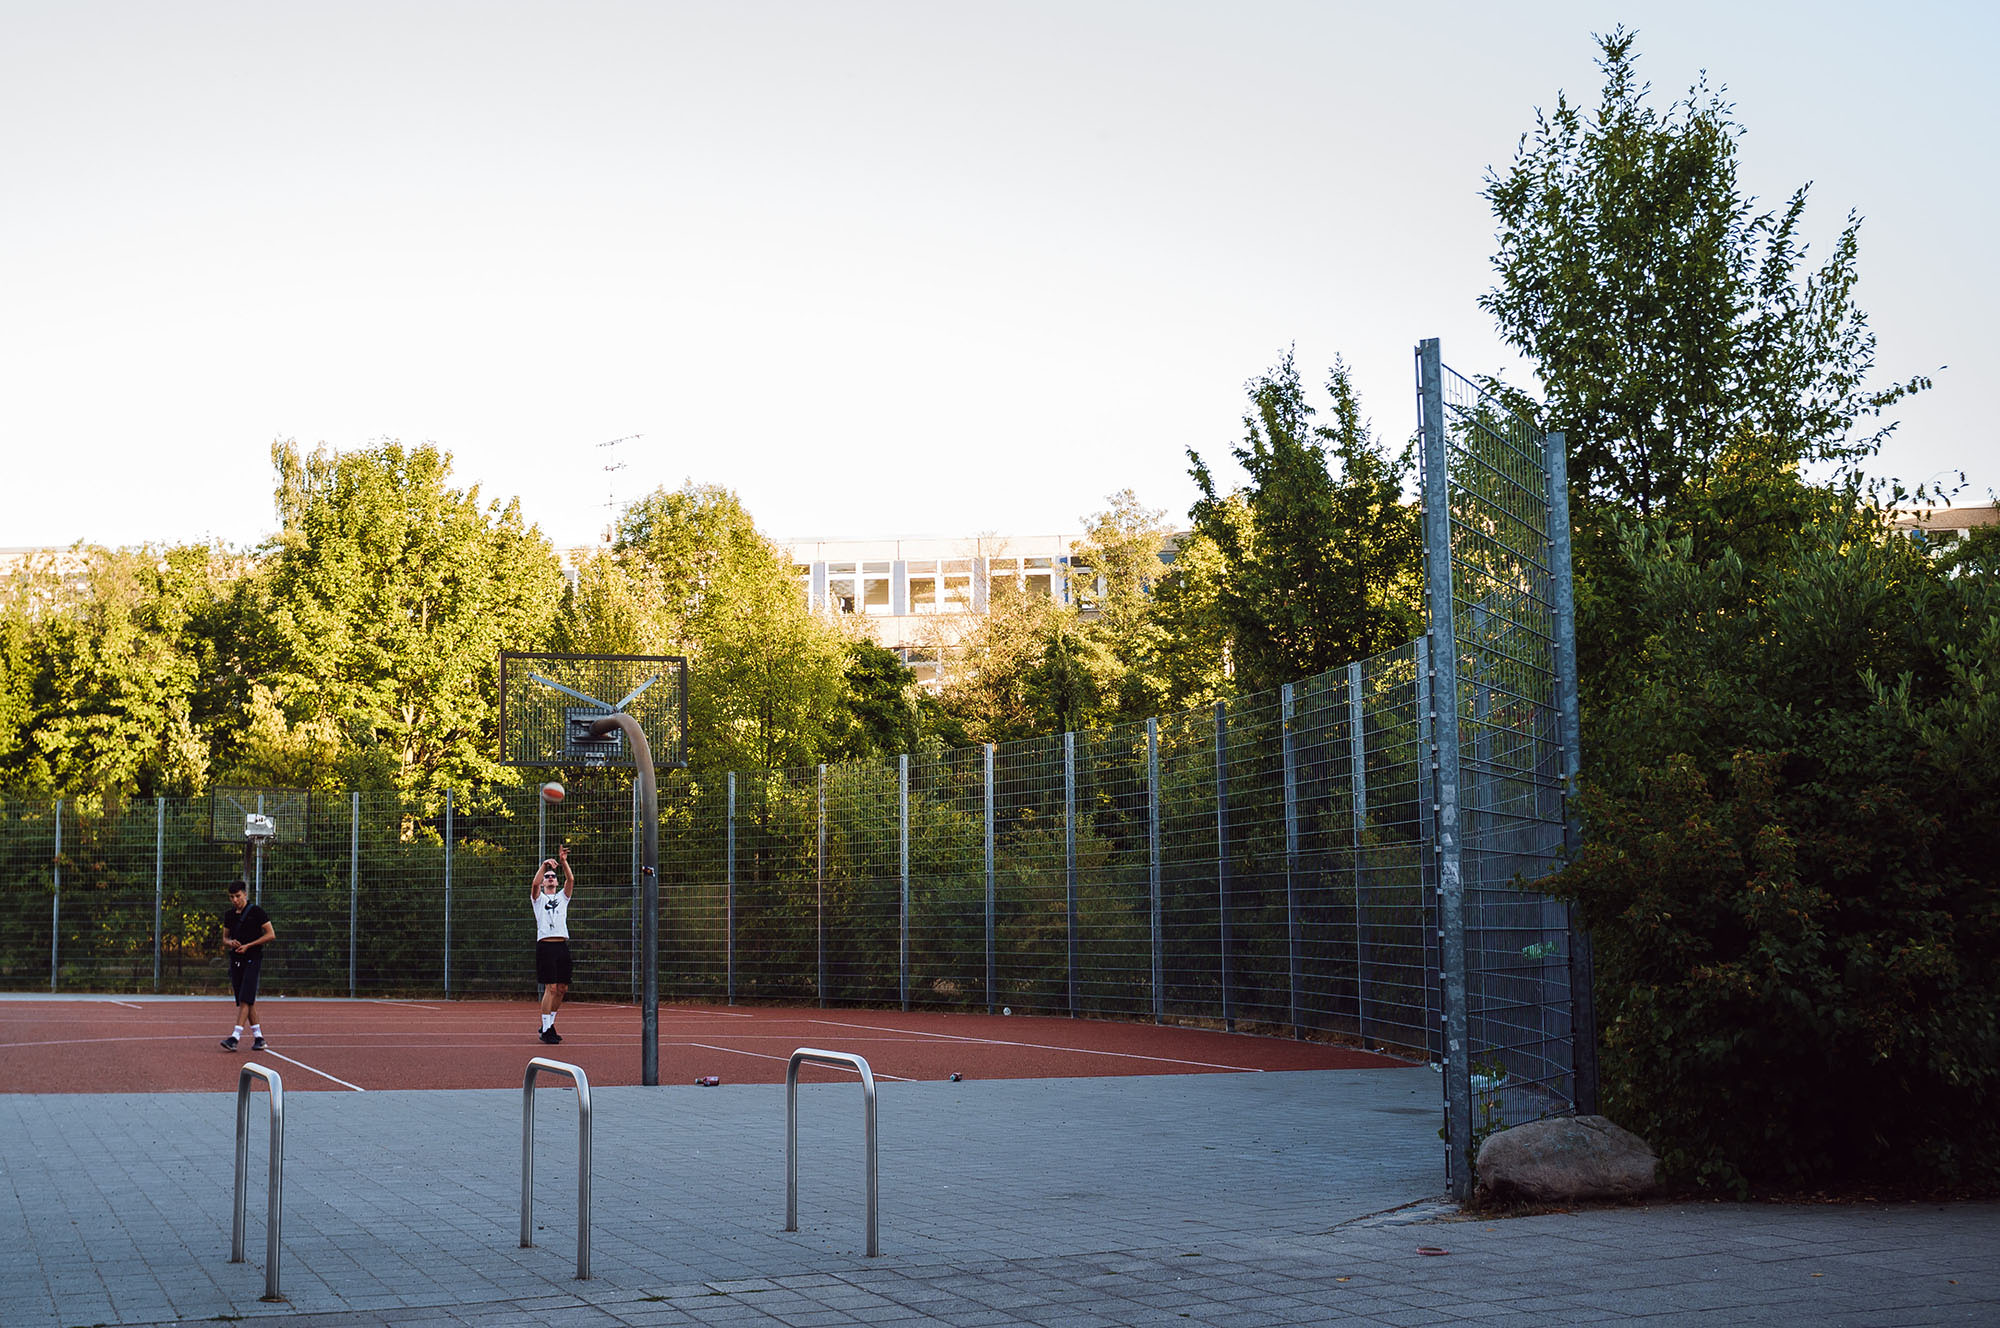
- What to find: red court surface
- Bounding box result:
[0,998,1409,1093]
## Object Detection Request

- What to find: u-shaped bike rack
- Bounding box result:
[521,1057,593,1279]
[785,1047,879,1256]
[231,1062,285,1302]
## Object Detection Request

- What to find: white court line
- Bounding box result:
[256,1048,367,1092]
[366,999,445,1010]
[685,1042,916,1082]
[105,999,143,1009]
[805,1017,1267,1073]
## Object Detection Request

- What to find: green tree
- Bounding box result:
[1070,490,1174,721]
[605,482,850,772]
[831,640,922,761]
[1546,497,2000,1193]
[1482,27,1929,523]
[1183,350,1422,695]
[0,544,244,799]
[261,440,565,800]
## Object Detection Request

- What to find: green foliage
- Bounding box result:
[1482,27,1929,520]
[261,439,565,802]
[1546,497,2000,1192]
[832,640,921,760]
[601,482,852,771]
[0,545,243,799]
[1181,349,1422,696]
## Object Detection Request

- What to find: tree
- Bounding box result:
[1482,27,1929,523]
[601,482,851,772]
[261,440,565,800]
[1182,349,1422,696]
[830,640,922,761]
[0,544,245,799]
[1545,496,2000,1193]
[1069,490,1174,721]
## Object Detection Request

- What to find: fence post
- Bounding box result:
[1064,730,1078,1017]
[1546,430,1599,1115]
[50,798,61,993]
[1420,335,1474,1202]
[154,797,165,993]
[1348,661,1370,1045]
[816,764,826,1008]
[349,793,360,998]
[1147,718,1162,1023]
[983,744,995,1014]
[899,753,910,1012]
[253,793,264,906]
[443,791,453,998]
[1281,683,1300,1037]
[727,772,737,1007]
[630,780,640,1002]
[1214,701,1232,1032]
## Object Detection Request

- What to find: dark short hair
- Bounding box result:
[227,880,247,895]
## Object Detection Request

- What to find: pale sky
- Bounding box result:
[3,2,1991,553]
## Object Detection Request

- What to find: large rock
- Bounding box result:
[1475,1115,1658,1203]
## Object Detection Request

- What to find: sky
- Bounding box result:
[2,1,1992,553]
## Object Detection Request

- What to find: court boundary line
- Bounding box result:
[806,1017,1272,1073]
[686,1042,916,1082]
[257,1048,367,1092]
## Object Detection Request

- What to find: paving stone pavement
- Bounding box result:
[2,1067,1994,1326]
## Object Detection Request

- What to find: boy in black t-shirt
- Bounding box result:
[220,881,276,1052]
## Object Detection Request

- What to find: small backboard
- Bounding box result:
[208,787,310,844]
[499,652,689,770]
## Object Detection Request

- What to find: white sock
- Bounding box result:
[232,1026,244,1038]
[249,1026,262,1039]
[541,1013,554,1031]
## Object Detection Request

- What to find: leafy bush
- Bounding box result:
[1550,496,2000,1194]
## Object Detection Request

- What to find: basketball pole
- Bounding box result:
[591,713,660,1086]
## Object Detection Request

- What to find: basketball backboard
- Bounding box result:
[498,652,689,770]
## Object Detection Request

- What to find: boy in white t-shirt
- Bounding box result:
[532,845,574,1044]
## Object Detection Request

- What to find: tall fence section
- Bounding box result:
[0,343,1586,1199]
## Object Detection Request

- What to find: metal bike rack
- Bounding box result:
[231,1063,285,1302]
[521,1057,592,1279]
[785,1047,879,1256]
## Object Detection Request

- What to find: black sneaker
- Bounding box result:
[251,1037,268,1052]
[219,1036,239,1051]
[539,1028,561,1044]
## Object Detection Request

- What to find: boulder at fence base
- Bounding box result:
[1475,1115,1658,1203]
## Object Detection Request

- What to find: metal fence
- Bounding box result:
[0,343,1585,1202]
[1418,338,1588,1197]
[0,647,1442,1049]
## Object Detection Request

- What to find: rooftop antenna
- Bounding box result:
[598,434,640,543]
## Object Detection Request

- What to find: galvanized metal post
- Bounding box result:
[816,764,827,1008]
[899,753,910,1011]
[443,791,453,998]
[1545,430,1599,1115]
[630,780,640,1003]
[1280,683,1301,1037]
[726,772,737,1006]
[154,797,165,992]
[1214,699,1232,1032]
[586,713,659,1086]
[349,793,360,999]
[983,744,996,1014]
[1420,335,1474,1201]
[50,798,61,992]
[1347,661,1369,1045]
[1064,730,1078,1017]
[1147,718,1162,1022]
[253,793,264,906]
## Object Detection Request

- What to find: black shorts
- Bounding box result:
[229,954,263,1005]
[536,939,573,986]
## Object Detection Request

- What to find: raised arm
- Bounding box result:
[558,844,574,897]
